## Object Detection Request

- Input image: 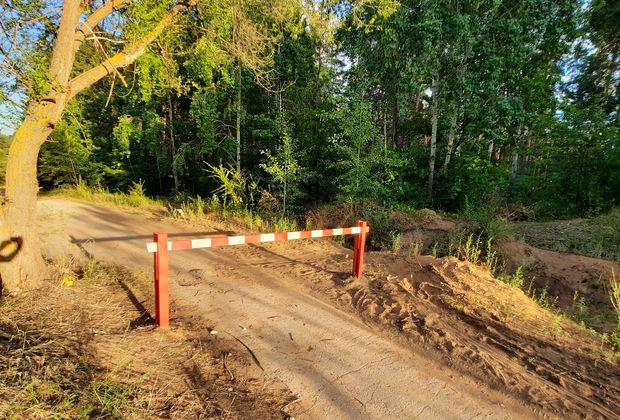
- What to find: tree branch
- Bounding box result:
[73,0,131,52]
[67,2,188,101]
[48,0,82,85]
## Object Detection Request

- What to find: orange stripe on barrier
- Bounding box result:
[171,240,192,251]
[245,234,260,244]
[211,236,229,247]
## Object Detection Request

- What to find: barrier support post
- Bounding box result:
[352,220,368,277]
[154,232,170,328]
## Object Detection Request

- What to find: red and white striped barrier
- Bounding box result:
[146,220,370,327]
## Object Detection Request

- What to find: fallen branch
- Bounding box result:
[224,331,264,371]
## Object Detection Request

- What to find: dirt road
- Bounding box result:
[38,199,527,419]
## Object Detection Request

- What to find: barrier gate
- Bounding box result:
[146,220,370,327]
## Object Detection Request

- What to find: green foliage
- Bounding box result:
[460,197,513,242]
[50,181,162,210]
[24,0,617,239]
[601,331,620,354]
[0,133,11,184]
[327,96,386,201]
[207,163,257,208]
[608,271,620,329]
[448,231,483,264]
[390,232,402,253]
[535,287,560,312]
[498,266,524,289]
[515,105,620,218]
[39,102,106,188]
[260,114,303,215]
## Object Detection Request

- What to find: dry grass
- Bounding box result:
[0,258,291,419]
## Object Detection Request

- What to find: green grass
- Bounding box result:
[608,271,620,329]
[171,194,299,233]
[48,180,164,210]
[0,319,139,419]
[513,208,620,262]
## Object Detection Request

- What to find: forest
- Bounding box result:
[1,2,620,417]
[0,0,619,285]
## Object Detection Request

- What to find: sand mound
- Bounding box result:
[329,254,620,419]
[498,239,619,307]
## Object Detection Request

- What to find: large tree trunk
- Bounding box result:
[2,115,52,291]
[427,77,438,199]
[236,64,242,173]
[0,0,188,295]
[0,0,81,294]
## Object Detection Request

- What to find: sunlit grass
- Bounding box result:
[47,180,164,210]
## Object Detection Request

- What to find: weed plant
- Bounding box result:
[608,270,620,329]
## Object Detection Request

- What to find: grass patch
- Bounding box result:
[170,194,299,233]
[48,180,164,211]
[513,208,620,262]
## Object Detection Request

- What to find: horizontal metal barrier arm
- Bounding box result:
[145,225,370,253]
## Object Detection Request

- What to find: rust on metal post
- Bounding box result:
[352,220,369,277]
[154,232,170,328]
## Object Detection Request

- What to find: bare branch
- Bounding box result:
[85,35,126,44]
[73,0,131,52]
[67,2,189,101]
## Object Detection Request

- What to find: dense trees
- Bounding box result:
[1,0,618,291]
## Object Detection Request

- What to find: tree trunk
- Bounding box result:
[168,95,179,195]
[236,65,242,173]
[1,104,59,293]
[0,0,82,294]
[442,109,457,176]
[383,104,388,161]
[391,93,398,148]
[510,125,523,184]
[427,78,438,199]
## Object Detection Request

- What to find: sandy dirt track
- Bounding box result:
[37,199,529,419]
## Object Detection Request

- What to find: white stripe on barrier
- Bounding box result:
[311,230,323,238]
[260,233,275,242]
[192,238,212,249]
[228,236,246,246]
[351,227,361,234]
[287,231,301,240]
[146,241,173,252]
[332,228,343,236]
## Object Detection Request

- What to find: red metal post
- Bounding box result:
[154,232,170,328]
[352,220,368,277]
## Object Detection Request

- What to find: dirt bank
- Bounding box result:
[498,239,619,309]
